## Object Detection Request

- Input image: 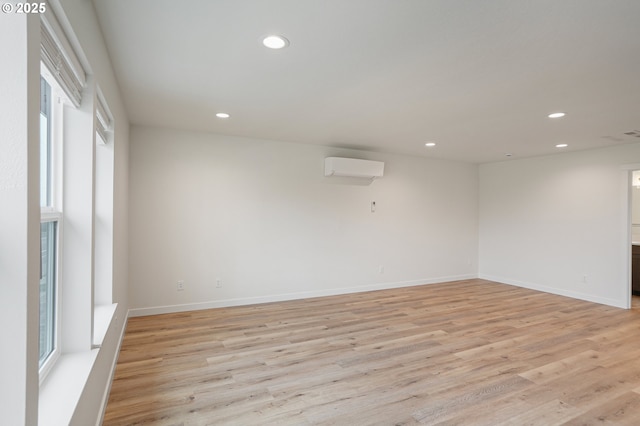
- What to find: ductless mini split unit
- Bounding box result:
[324,157,385,180]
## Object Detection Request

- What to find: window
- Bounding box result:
[94,87,115,315]
[39,221,57,366]
[39,76,62,375]
[40,77,51,207]
[39,2,86,378]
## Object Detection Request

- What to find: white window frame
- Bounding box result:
[38,212,62,382]
[38,67,67,384]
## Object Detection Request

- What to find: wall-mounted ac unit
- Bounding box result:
[324,157,384,179]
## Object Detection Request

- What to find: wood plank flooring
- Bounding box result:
[103,279,640,425]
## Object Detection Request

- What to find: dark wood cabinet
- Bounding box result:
[633,245,640,295]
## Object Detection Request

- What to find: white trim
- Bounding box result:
[128,274,478,317]
[95,309,127,426]
[478,274,627,309]
[37,217,62,385]
[38,73,65,385]
[39,68,65,209]
[38,337,60,387]
[623,167,639,309]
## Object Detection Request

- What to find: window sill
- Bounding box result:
[93,303,118,347]
[38,350,99,426]
[39,303,118,426]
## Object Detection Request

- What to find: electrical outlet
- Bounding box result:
[379,265,384,274]
[177,280,185,291]
[216,278,222,288]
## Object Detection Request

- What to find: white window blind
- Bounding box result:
[96,91,113,144]
[40,6,85,107]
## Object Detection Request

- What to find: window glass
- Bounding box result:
[40,77,51,208]
[39,76,57,369]
[39,221,56,367]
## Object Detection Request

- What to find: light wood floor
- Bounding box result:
[104,279,640,425]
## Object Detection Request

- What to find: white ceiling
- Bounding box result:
[93,0,640,163]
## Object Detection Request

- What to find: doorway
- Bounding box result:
[630,169,640,307]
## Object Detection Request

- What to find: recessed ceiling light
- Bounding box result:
[425,142,436,147]
[548,112,566,119]
[216,112,230,119]
[262,35,289,49]
[555,143,568,148]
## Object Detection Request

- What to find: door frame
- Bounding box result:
[621,164,640,309]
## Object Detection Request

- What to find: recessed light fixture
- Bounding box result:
[548,112,566,119]
[262,35,289,49]
[216,112,230,119]
[425,142,436,147]
[555,143,568,148]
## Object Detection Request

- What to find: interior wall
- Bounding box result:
[52,0,130,424]
[0,13,40,426]
[128,126,479,314]
[59,0,129,312]
[479,143,640,308]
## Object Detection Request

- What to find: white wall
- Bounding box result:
[479,143,640,308]
[0,12,40,426]
[58,0,129,312]
[128,126,479,314]
[54,0,130,424]
[0,1,129,424]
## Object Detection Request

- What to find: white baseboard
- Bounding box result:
[478,274,627,309]
[128,274,478,317]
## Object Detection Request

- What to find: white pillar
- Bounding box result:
[0,11,41,426]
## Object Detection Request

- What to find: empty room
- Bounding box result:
[3,0,640,425]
